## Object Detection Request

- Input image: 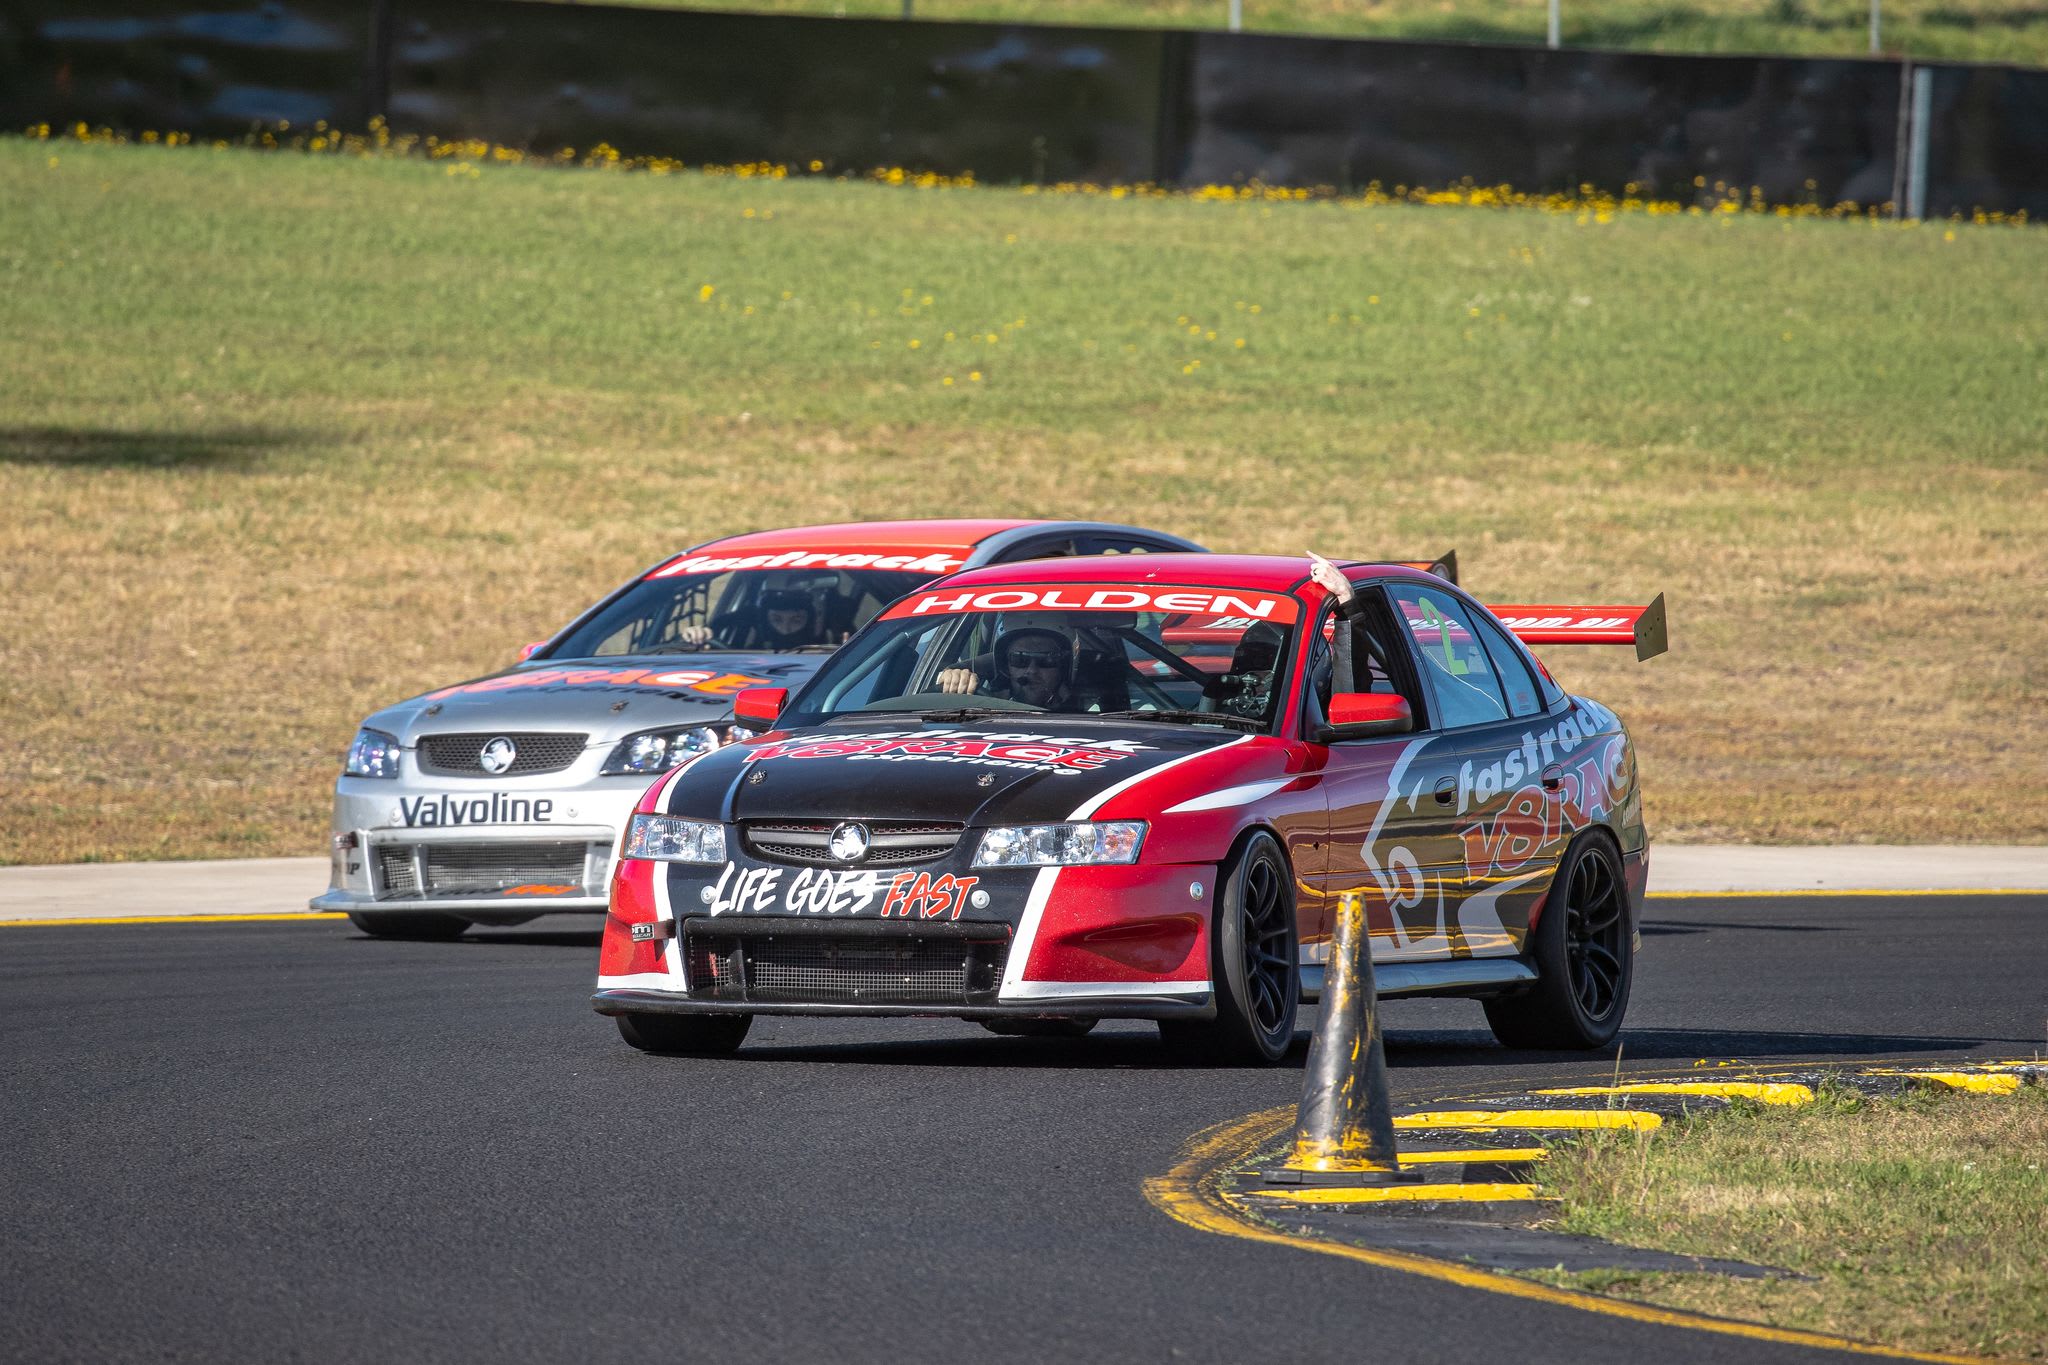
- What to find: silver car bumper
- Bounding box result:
[315,774,652,918]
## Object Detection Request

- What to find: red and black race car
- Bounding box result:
[593,553,1664,1063]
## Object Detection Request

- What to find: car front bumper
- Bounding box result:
[314,774,654,917]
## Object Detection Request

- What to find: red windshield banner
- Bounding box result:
[649,548,969,577]
[884,584,1300,624]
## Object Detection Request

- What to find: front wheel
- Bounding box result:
[1484,833,1633,1050]
[1159,832,1298,1065]
[347,912,469,941]
[615,1012,751,1056]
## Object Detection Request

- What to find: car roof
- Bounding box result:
[923,552,1442,593]
[691,520,1050,555]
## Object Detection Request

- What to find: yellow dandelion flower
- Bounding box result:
[969,371,983,382]
[942,376,954,386]
[1234,338,1246,348]
[1004,233,1017,244]
[808,159,823,172]
[1368,295,1379,305]
[1248,304,1261,314]
[699,284,715,301]
[908,339,921,349]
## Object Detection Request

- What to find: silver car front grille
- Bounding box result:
[415,732,587,777]
[374,841,590,899]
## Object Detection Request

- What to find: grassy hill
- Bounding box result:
[1,134,2042,862]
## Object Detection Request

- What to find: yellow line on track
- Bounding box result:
[1870,1071,2025,1095]
[1250,1181,1541,1204]
[1143,1108,2006,1365]
[1535,1082,1814,1105]
[0,912,348,928]
[1395,1108,1664,1131]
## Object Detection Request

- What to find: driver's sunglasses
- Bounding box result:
[1006,649,1063,669]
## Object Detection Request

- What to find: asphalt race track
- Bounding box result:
[5,894,2043,1365]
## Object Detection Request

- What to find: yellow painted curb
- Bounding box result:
[0,912,349,928]
[1880,1071,2025,1095]
[1249,1181,1541,1204]
[1535,1082,1814,1105]
[1396,1108,1663,1131]
[1394,1147,1548,1164]
[1144,1107,2006,1365]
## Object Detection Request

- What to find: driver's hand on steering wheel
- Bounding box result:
[678,625,714,646]
[935,668,981,695]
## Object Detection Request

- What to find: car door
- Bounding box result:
[1384,582,1552,958]
[1305,584,1472,966]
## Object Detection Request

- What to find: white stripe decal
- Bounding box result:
[1002,980,1210,1000]
[1000,736,1251,1001]
[1165,777,1292,814]
[596,971,683,992]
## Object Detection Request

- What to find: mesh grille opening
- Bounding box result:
[684,922,1007,1006]
[416,732,587,777]
[739,819,963,868]
[374,841,590,898]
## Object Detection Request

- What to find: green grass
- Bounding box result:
[1531,1084,2048,1361]
[1,135,2044,862]
[583,0,2048,66]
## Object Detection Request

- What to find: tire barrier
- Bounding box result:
[3,0,2042,216]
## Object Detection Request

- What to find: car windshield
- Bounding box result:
[545,568,936,658]
[782,581,1303,731]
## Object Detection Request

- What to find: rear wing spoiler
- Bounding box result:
[1377,549,1458,584]
[1490,593,1668,662]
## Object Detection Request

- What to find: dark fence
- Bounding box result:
[3,0,2042,215]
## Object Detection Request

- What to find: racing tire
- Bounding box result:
[979,1018,1099,1039]
[1158,832,1298,1066]
[615,1012,752,1056]
[346,912,469,941]
[1483,833,1633,1050]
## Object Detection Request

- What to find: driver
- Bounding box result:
[681,589,829,651]
[937,627,1080,710]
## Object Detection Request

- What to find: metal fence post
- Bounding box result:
[1547,0,1560,48]
[1228,0,1242,33]
[1870,0,1882,54]
[1906,66,1933,220]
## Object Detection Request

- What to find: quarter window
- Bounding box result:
[1472,614,1544,718]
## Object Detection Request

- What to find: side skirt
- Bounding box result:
[1298,956,1538,1004]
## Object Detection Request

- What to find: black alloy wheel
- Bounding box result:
[1483,833,1633,1050]
[615,1012,752,1056]
[1160,832,1298,1065]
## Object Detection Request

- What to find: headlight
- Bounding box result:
[972,821,1146,868]
[344,728,403,779]
[622,814,727,864]
[601,725,724,776]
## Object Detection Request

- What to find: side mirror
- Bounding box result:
[732,687,788,732]
[1321,692,1413,742]
[518,641,546,661]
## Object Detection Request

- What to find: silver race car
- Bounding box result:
[313,520,1203,938]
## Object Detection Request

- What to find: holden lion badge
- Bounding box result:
[828,822,870,863]
[479,737,518,775]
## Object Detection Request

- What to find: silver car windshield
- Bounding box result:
[546,569,933,657]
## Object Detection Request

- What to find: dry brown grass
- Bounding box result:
[2,139,2043,863]
[1535,1085,2048,1361]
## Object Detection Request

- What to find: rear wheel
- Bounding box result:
[1159,832,1297,1065]
[1484,833,1633,1050]
[615,1012,751,1056]
[346,911,469,941]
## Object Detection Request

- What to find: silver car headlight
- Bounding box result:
[344,728,403,779]
[972,821,1146,868]
[601,725,724,776]
[622,814,727,864]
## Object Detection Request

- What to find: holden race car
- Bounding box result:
[313,519,1210,938]
[593,553,1665,1062]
